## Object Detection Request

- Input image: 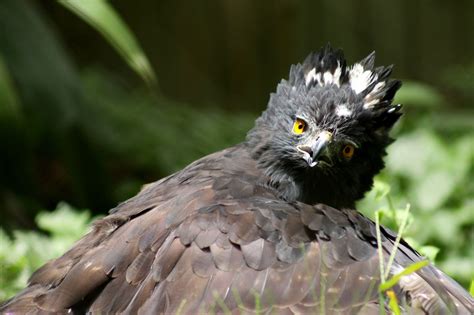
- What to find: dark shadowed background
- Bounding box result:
[0,0,472,297]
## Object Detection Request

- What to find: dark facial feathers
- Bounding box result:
[247,45,402,207]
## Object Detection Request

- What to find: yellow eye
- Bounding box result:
[292,118,306,135]
[342,144,355,159]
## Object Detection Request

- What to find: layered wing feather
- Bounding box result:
[1,147,472,314]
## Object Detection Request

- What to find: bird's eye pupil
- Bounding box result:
[292,118,306,135]
[342,144,355,159]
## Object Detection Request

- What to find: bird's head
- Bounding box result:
[247,45,402,208]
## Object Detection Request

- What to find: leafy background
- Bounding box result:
[0,0,473,301]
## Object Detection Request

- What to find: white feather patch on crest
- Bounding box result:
[305,68,316,86]
[363,81,386,108]
[305,64,342,87]
[363,99,380,108]
[323,71,333,85]
[349,63,377,94]
[306,68,323,86]
[315,72,322,86]
[333,63,342,87]
[335,104,352,117]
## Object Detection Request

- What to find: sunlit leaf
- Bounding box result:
[59,0,157,87]
[0,204,95,301]
[36,202,92,238]
[373,179,391,201]
[418,245,440,262]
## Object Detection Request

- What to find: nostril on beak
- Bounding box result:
[297,145,313,158]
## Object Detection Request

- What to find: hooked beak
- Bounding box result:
[297,131,333,167]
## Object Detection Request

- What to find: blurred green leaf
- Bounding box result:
[359,117,473,290]
[394,81,444,108]
[36,202,92,239]
[0,203,95,301]
[80,69,254,175]
[441,63,474,101]
[386,130,471,212]
[0,54,20,118]
[373,179,391,201]
[59,0,157,87]
[418,245,440,262]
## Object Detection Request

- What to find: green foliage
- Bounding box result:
[358,129,473,288]
[0,203,96,301]
[358,80,474,289]
[59,0,157,87]
[80,70,254,175]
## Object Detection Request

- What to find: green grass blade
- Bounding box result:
[386,290,402,315]
[384,204,411,279]
[212,291,231,315]
[253,291,261,314]
[380,260,429,292]
[375,211,386,282]
[59,0,157,88]
[175,298,187,315]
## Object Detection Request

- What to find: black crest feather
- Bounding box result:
[288,44,401,112]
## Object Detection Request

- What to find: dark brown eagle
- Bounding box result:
[1,46,473,314]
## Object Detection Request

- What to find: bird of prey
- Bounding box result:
[1,45,473,314]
